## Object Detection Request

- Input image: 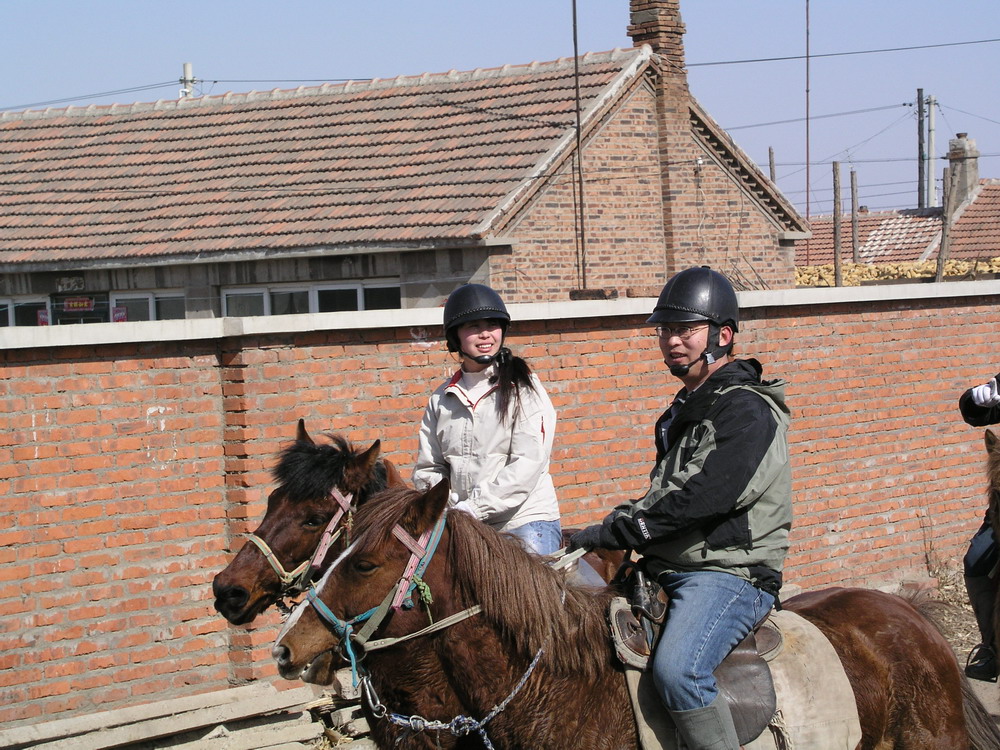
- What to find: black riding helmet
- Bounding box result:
[648,267,739,376]
[647,266,739,331]
[443,284,510,363]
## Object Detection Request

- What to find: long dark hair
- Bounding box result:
[490,347,536,424]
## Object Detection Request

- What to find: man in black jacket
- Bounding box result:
[570,267,792,750]
[960,371,1000,682]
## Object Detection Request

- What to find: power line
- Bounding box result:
[726,103,909,131]
[5,34,1000,114]
[937,104,1000,128]
[688,37,1000,68]
[1,82,177,112]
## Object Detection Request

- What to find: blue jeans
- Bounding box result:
[652,571,774,711]
[506,520,562,555]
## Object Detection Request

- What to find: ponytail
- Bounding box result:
[489,347,535,423]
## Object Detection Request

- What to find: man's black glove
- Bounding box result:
[568,523,615,552]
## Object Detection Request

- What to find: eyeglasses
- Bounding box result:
[653,324,708,340]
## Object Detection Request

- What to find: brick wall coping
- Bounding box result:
[2,279,997,352]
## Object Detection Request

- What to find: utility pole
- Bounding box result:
[833,161,842,287]
[179,63,197,99]
[850,169,859,263]
[917,88,925,209]
[927,95,937,206]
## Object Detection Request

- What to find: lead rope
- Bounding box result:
[361,646,545,750]
[358,561,577,748]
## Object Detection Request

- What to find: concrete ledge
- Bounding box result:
[2,279,998,351]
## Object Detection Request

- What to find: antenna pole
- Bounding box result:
[179,62,196,99]
[571,0,587,289]
[804,0,811,220]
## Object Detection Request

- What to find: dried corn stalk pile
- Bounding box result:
[797,258,1000,287]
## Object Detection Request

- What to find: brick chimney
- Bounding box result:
[628,0,687,84]
[947,132,980,208]
[626,0,696,276]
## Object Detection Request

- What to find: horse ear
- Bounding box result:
[382,458,405,487]
[987,428,999,453]
[296,419,315,445]
[415,478,451,531]
[357,440,382,473]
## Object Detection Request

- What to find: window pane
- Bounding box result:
[270,290,309,316]
[114,297,151,322]
[15,302,48,326]
[317,288,359,312]
[363,287,401,310]
[0,303,9,327]
[155,296,186,320]
[225,293,265,317]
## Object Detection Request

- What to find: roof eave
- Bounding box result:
[0,237,514,274]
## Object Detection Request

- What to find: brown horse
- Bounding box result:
[212,420,404,625]
[273,482,1000,750]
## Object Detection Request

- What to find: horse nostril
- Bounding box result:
[272,643,290,667]
[214,585,249,611]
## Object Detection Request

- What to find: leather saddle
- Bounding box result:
[608,566,780,746]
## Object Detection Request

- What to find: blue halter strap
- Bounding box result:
[304,511,449,686]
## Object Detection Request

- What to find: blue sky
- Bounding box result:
[3,1,998,217]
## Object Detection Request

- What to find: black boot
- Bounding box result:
[966,643,998,682]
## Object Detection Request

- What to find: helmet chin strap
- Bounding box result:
[462,350,498,366]
[668,325,728,378]
[668,349,715,378]
[460,343,510,367]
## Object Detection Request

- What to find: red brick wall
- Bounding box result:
[497,82,668,298]
[493,64,795,301]
[1,284,996,726]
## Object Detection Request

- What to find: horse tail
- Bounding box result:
[959,674,1000,749]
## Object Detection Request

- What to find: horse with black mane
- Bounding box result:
[273,480,1000,750]
[212,419,405,625]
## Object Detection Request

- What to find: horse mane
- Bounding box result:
[352,485,617,682]
[271,433,388,502]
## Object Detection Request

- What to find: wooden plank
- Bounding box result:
[21,686,318,750]
[156,714,323,750]
[0,684,278,749]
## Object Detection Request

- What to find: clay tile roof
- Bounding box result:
[0,48,648,267]
[949,179,1000,260]
[799,208,942,265]
[800,179,1000,266]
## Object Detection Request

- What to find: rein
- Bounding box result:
[302,523,588,747]
[246,487,354,596]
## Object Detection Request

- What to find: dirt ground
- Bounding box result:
[928,567,982,662]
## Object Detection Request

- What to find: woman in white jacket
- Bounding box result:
[413,284,562,554]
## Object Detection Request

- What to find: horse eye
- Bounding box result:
[353,559,378,574]
[303,514,329,528]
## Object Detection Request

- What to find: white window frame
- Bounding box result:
[220,281,401,317]
[312,284,364,313]
[110,290,186,322]
[0,296,51,326]
[222,286,270,317]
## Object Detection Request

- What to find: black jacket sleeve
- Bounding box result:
[959,374,1000,427]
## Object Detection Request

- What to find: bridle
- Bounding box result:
[303,509,481,683]
[245,486,355,599]
[298,510,587,749]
